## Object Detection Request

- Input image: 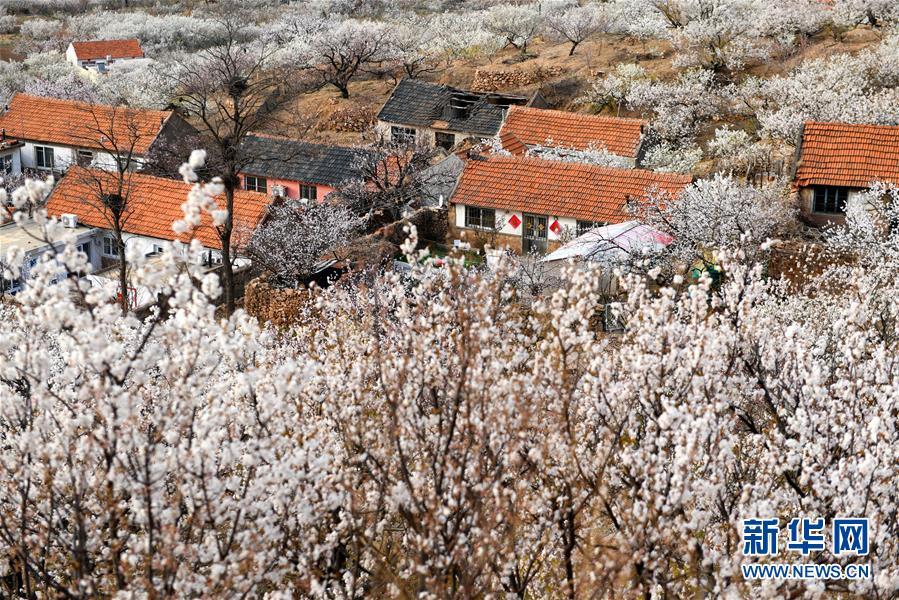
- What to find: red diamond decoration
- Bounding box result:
[508,214,521,229]
[549,219,561,235]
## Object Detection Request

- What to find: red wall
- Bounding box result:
[238,174,335,201]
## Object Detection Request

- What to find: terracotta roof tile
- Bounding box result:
[71,39,144,61]
[452,155,690,223]
[794,121,899,189]
[46,167,270,250]
[501,106,647,158]
[0,93,171,154]
[499,131,526,156]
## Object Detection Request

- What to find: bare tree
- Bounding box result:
[65,103,165,314]
[336,141,450,229]
[159,8,304,314]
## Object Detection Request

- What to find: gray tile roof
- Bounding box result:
[239,134,370,186]
[377,79,527,138]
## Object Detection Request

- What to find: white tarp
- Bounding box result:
[541,220,672,265]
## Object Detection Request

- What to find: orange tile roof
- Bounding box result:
[0,93,171,154]
[500,106,647,158]
[452,155,691,223]
[794,121,899,189]
[46,167,270,250]
[499,131,526,156]
[71,39,144,61]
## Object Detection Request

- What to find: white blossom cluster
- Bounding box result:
[0,167,897,597]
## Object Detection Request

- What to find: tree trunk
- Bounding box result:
[569,41,579,56]
[563,507,576,600]
[221,184,236,315]
[116,229,129,315]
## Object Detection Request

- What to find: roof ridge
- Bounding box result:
[508,105,648,124]
[478,153,691,181]
[246,131,359,151]
[9,92,170,118]
[805,120,899,131]
[72,37,142,43]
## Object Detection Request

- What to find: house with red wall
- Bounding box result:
[238,133,370,202]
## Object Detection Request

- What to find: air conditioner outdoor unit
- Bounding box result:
[61,213,78,228]
[270,185,286,197]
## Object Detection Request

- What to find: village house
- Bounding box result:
[498,106,648,167]
[0,137,25,179]
[375,79,544,150]
[66,39,146,73]
[792,121,899,227]
[238,133,370,201]
[0,217,97,295]
[24,167,271,307]
[0,93,194,177]
[449,155,691,254]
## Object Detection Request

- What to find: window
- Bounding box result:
[523,213,548,254]
[77,149,94,167]
[813,186,849,214]
[244,175,267,194]
[75,242,91,275]
[0,155,12,176]
[35,146,54,170]
[300,184,318,201]
[102,236,120,257]
[576,220,606,237]
[391,126,416,145]
[465,205,495,229]
[435,132,455,151]
[203,250,223,267]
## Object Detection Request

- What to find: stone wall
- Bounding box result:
[471,66,564,92]
[321,102,376,132]
[243,277,313,329]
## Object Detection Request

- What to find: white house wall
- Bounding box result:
[65,44,79,67]
[16,142,143,174]
[377,121,489,147]
[19,142,75,171]
[454,203,577,241]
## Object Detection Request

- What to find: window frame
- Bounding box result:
[300,184,318,201]
[523,213,548,254]
[391,126,417,145]
[244,175,268,194]
[464,205,496,230]
[812,186,849,215]
[77,149,94,167]
[35,145,54,170]
[102,236,120,258]
[435,131,455,151]
[576,220,607,237]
